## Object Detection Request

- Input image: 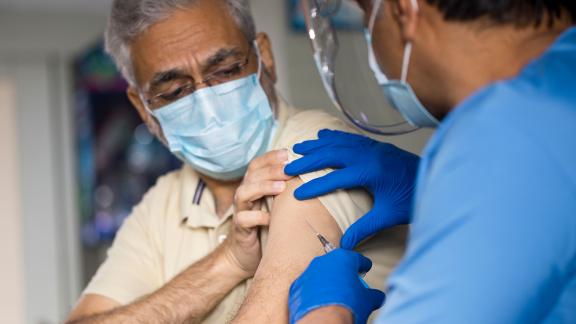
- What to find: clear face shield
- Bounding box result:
[302,0,434,135]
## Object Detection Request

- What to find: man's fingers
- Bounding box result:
[235,180,287,211]
[235,210,271,230]
[293,167,363,201]
[246,163,293,184]
[247,149,289,173]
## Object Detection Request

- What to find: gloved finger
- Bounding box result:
[293,167,364,200]
[353,251,374,274]
[284,150,344,176]
[294,130,365,155]
[367,289,386,310]
[317,129,370,144]
[341,206,392,249]
[292,137,339,155]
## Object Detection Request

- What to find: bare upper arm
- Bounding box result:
[234,177,342,323]
[66,294,121,323]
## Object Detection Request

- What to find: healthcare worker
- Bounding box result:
[286,0,576,323]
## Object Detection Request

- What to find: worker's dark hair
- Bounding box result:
[425,0,576,27]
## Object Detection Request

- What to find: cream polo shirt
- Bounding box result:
[83,99,407,323]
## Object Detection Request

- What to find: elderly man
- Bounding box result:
[66,0,406,323]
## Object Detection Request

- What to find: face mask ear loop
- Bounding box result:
[401,42,412,83]
[368,0,382,39]
[253,40,263,80]
[401,0,419,83]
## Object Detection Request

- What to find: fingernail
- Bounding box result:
[273,181,286,191]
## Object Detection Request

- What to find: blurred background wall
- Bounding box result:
[0,1,432,323]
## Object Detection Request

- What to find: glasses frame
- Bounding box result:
[143,45,254,110]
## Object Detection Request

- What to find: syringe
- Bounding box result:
[304,218,369,288]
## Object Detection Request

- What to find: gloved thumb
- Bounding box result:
[341,208,384,249]
[368,288,386,310]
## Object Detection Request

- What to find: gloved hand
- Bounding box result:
[289,249,385,324]
[285,129,420,249]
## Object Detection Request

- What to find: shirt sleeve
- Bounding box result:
[82,186,164,305]
[272,109,407,298]
[378,118,576,323]
[275,109,374,232]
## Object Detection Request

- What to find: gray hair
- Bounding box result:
[105,0,257,86]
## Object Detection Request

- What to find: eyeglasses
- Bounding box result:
[143,46,254,110]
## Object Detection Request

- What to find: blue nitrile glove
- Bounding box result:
[285,129,420,249]
[289,249,385,324]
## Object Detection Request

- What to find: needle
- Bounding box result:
[305,218,336,253]
[304,217,369,286]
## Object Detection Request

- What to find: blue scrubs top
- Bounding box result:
[377,27,576,323]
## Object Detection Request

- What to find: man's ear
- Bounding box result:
[394,0,419,43]
[127,87,167,144]
[255,32,277,84]
[127,87,150,123]
[127,87,162,136]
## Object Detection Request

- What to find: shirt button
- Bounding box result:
[218,234,227,244]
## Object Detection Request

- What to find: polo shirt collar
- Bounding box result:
[178,96,296,229]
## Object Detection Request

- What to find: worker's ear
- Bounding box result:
[393,0,419,43]
[254,32,277,84]
[127,87,163,137]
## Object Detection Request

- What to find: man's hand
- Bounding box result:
[285,129,420,249]
[224,149,294,277]
[289,249,385,324]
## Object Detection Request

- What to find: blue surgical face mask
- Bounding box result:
[148,43,277,181]
[364,1,439,128]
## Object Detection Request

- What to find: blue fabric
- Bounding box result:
[377,27,576,323]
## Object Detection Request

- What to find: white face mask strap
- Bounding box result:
[368,0,383,35]
[401,0,419,83]
[253,40,263,80]
[401,42,412,82]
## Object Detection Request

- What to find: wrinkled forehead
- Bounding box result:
[130,0,249,86]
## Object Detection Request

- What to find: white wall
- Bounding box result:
[0,10,106,56]
[0,72,26,324]
[0,9,106,324]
